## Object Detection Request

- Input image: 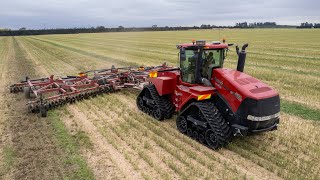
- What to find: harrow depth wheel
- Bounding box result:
[40,105,48,117]
[24,87,31,99]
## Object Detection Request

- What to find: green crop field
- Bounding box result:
[0,29,319,179]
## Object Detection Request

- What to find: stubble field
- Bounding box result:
[0,29,319,180]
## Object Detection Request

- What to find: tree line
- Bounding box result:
[0,22,319,36]
[235,22,320,29]
[0,26,195,36]
[297,22,320,28]
[235,22,280,28]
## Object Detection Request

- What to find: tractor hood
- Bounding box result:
[212,68,279,112]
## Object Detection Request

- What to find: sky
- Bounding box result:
[0,0,319,29]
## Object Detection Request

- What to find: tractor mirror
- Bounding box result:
[235,45,240,55]
[180,48,186,61]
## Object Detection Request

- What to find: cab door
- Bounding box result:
[180,49,197,84]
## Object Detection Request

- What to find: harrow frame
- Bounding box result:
[10,64,171,117]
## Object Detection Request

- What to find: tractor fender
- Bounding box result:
[150,77,175,96]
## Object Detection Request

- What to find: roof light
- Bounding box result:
[196,40,206,46]
[222,37,226,44]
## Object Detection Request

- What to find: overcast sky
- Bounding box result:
[1,0,319,29]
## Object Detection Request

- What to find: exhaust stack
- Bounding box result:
[236,44,249,72]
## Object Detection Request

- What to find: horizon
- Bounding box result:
[1,21,318,31]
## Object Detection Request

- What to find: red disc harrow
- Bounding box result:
[9,63,171,117]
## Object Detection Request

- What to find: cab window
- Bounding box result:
[201,49,224,78]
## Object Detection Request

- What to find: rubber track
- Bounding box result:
[140,84,175,119]
[196,101,232,146]
[179,101,232,148]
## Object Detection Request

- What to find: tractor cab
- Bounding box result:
[177,40,228,85]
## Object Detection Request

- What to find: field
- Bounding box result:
[0,29,319,180]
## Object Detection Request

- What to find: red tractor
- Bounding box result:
[136,40,280,149]
[9,39,280,150]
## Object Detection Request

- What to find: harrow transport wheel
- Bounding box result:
[40,105,48,117]
[176,116,188,133]
[27,104,34,113]
[153,105,164,120]
[24,87,31,99]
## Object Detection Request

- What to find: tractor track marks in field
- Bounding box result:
[31,36,174,67]
[74,100,180,179]
[16,38,49,76]
[227,114,320,179]
[19,38,79,75]
[0,37,34,179]
[116,93,283,180]
[15,37,126,179]
[66,106,143,180]
[21,37,111,76]
[29,37,139,67]
[74,93,281,179]
[37,36,178,56]
[0,37,14,179]
[76,97,205,179]
[8,37,61,179]
[113,91,320,179]
[18,36,160,179]
[0,37,72,179]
